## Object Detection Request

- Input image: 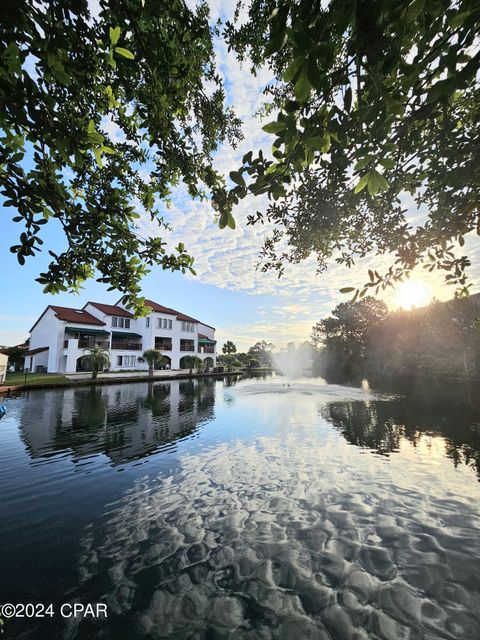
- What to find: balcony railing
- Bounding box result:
[180,345,195,352]
[78,340,110,349]
[155,344,172,351]
[198,346,215,353]
[111,342,142,351]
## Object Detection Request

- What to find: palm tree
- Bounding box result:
[81,346,110,380]
[222,341,237,355]
[142,349,167,376]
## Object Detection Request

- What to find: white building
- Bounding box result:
[24,299,217,374]
[0,352,8,383]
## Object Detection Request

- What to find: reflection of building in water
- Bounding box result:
[20,379,216,466]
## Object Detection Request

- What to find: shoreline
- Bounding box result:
[0,370,243,396]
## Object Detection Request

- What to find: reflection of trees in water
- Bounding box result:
[323,401,405,455]
[141,382,171,417]
[323,391,480,479]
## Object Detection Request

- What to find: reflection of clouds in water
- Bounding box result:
[76,435,480,640]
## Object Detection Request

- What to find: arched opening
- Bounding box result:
[155,355,171,370]
[204,357,214,367]
[76,355,91,372]
[179,356,194,369]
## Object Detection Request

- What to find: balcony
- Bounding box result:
[77,340,110,349]
[111,342,142,351]
[180,345,195,352]
[154,338,172,351]
[198,346,215,354]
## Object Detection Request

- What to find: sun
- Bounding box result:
[395,280,431,309]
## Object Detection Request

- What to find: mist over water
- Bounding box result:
[271,344,314,380]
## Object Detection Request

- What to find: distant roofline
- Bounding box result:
[84,301,134,318]
[115,297,215,330]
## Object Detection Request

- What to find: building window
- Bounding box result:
[113,317,129,328]
[180,339,195,352]
[146,317,150,328]
[155,337,172,351]
[157,317,172,329]
[116,355,136,367]
[182,321,194,332]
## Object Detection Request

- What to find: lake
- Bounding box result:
[1,374,480,639]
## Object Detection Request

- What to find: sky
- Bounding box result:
[0,0,478,350]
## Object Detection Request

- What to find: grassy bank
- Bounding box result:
[0,369,246,394]
[5,372,70,387]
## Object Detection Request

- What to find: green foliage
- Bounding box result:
[315,295,480,379]
[248,340,274,366]
[221,0,480,297]
[222,340,237,354]
[1,0,241,314]
[142,349,167,375]
[81,346,110,380]
[312,296,388,375]
[180,355,203,372]
[221,353,241,371]
[368,297,480,378]
[2,344,28,371]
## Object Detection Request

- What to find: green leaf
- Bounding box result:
[227,212,236,229]
[367,169,388,195]
[229,171,245,186]
[109,26,121,46]
[449,11,471,29]
[262,121,287,134]
[344,86,352,112]
[354,157,372,171]
[305,133,330,153]
[219,212,228,229]
[283,56,303,83]
[294,70,311,102]
[87,131,105,145]
[354,174,369,194]
[115,47,135,60]
[379,157,395,169]
[339,287,355,293]
[94,148,103,168]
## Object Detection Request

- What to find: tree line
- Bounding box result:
[312,295,480,380]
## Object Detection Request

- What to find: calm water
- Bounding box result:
[1,375,480,639]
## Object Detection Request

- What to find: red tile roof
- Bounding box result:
[144,299,179,316]
[85,302,133,318]
[50,306,105,325]
[176,312,200,323]
[144,299,215,328]
[30,306,106,332]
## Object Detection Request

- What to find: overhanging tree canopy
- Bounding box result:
[1,0,240,314]
[219,0,480,299]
